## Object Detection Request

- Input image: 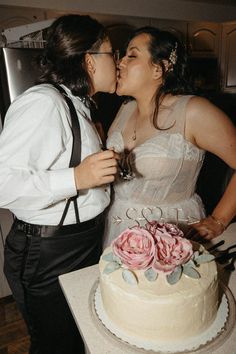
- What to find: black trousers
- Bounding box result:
[4,215,104,354]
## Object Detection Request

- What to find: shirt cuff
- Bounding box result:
[49,168,77,202]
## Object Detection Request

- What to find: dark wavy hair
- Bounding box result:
[126,26,194,129]
[37,14,108,107]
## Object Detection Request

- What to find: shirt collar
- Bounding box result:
[60,84,91,119]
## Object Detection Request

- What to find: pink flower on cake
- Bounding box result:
[152,225,193,274]
[112,227,155,270]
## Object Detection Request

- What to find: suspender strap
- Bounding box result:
[52,84,82,168]
[52,84,81,225]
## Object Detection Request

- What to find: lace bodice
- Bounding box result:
[104,95,206,246]
[107,96,205,206]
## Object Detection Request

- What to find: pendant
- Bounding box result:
[132,130,136,141]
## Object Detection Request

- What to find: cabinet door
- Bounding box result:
[150,19,187,43]
[188,22,220,57]
[220,22,236,93]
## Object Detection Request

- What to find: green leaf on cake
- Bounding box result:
[183,265,200,279]
[184,258,195,268]
[144,268,158,282]
[166,266,182,285]
[102,252,115,262]
[195,253,215,264]
[103,261,121,274]
[122,269,138,286]
[113,255,123,265]
[102,252,122,265]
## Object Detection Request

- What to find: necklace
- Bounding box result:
[132,129,136,141]
[132,115,137,141]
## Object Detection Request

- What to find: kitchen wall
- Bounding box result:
[1,0,236,22]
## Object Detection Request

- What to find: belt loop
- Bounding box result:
[13,219,42,237]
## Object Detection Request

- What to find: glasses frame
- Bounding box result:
[86,50,120,62]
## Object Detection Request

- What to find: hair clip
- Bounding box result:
[169,42,178,66]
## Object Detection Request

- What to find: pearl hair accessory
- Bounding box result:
[169,42,178,66]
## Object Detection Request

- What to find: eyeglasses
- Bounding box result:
[86,50,120,62]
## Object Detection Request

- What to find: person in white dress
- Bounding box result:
[104,26,236,246]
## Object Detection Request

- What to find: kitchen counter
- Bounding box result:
[59,223,236,354]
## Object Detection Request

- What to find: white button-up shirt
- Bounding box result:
[0,84,110,225]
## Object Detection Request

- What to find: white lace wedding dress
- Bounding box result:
[104,96,206,247]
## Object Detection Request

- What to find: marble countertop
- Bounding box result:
[59,223,236,354]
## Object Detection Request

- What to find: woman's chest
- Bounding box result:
[108,132,204,180]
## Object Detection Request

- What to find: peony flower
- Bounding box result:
[112,227,156,270]
[152,226,193,274]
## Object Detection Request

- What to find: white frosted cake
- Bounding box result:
[99,222,219,344]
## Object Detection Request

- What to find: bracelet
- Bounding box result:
[210,215,227,231]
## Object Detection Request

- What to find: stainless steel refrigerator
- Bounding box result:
[0,47,42,127]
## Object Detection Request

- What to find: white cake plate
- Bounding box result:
[89,280,236,354]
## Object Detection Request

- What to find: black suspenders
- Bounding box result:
[52,84,82,225]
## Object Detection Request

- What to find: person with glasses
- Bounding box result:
[87,49,120,61]
[104,26,236,246]
[89,49,120,144]
[0,14,119,354]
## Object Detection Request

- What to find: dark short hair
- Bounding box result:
[126,26,194,129]
[37,14,107,106]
